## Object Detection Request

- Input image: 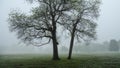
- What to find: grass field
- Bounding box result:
[0,53,120,68]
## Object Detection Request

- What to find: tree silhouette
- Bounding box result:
[60,0,101,59]
[60,46,68,53]
[8,0,72,60]
[109,39,119,51]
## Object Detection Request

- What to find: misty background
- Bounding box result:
[0,0,120,54]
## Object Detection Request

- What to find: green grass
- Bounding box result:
[0,53,120,68]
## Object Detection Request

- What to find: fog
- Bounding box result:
[0,0,120,54]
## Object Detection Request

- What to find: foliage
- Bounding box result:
[8,0,101,60]
[8,0,75,60]
[61,0,101,59]
[61,0,101,41]
[8,0,71,46]
[109,39,119,51]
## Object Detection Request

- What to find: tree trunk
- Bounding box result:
[67,27,76,59]
[51,17,60,60]
[52,30,60,60]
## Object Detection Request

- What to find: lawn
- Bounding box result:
[0,53,120,68]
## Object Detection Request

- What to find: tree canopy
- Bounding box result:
[59,0,101,59]
[8,0,101,60]
[8,0,74,60]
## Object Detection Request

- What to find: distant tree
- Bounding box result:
[60,0,101,59]
[8,0,73,60]
[109,39,119,51]
[102,41,109,51]
[118,40,120,45]
[60,46,68,53]
[118,40,120,49]
[103,41,109,46]
[73,45,80,53]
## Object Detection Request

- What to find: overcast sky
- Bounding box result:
[0,0,120,48]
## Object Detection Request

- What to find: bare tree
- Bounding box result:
[8,0,72,60]
[60,0,101,59]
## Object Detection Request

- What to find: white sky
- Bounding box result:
[0,0,120,47]
[97,0,120,42]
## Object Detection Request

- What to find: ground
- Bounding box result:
[0,53,120,68]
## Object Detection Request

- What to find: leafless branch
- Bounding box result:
[31,38,51,47]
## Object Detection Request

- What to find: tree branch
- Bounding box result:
[31,38,51,47]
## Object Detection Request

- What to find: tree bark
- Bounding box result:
[52,31,60,60]
[67,26,76,59]
[51,16,60,60]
